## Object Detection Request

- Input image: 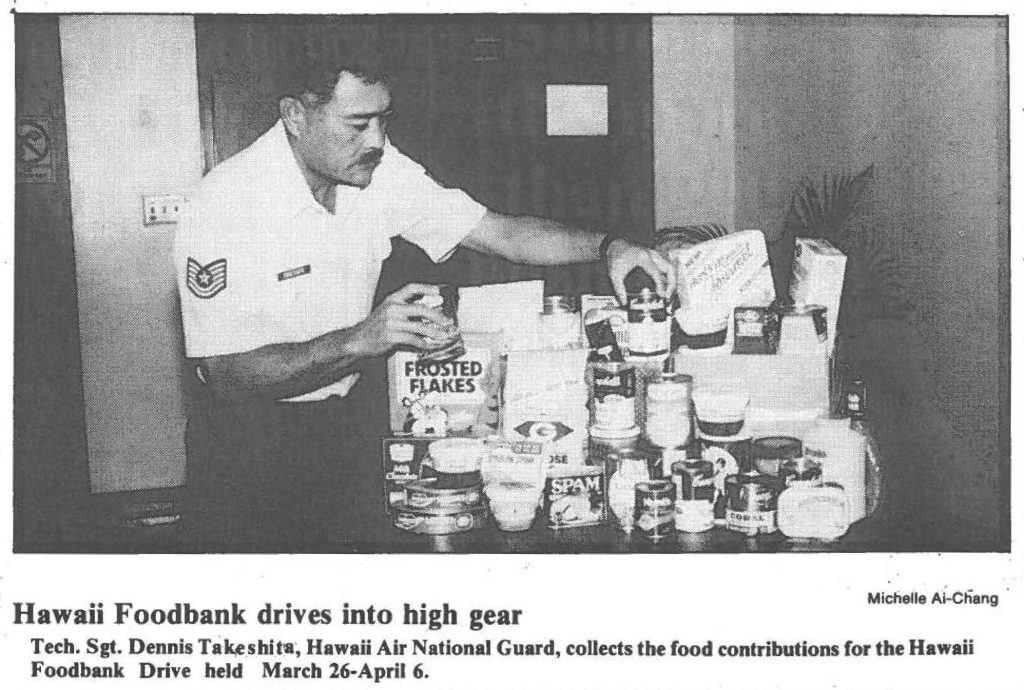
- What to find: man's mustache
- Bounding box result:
[359,150,384,166]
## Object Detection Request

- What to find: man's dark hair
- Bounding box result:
[279,57,389,109]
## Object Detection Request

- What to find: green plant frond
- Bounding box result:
[790,164,874,250]
[656,223,731,245]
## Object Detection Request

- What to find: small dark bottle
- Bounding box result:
[845,378,882,516]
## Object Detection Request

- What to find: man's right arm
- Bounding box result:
[196,283,458,401]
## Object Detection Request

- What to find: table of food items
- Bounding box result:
[380,229,882,551]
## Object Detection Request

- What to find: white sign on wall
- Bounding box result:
[545,84,609,136]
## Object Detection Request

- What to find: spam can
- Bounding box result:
[725,472,778,536]
[634,480,676,542]
[544,467,606,529]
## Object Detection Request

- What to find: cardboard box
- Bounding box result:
[543,466,606,529]
[673,347,831,434]
[381,436,431,514]
[502,348,590,467]
[667,229,776,317]
[387,332,500,433]
[790,237,847,355]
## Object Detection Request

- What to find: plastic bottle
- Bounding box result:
[607,450,651,532]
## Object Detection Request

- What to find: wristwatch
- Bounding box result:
[598,234,618,261]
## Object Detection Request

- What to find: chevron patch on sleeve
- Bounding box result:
[186,257,227,299]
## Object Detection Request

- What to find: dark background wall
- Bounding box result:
[733,16,1008,540]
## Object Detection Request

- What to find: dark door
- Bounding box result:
[14,15,91,551]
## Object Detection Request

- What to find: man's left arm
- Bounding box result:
[461,210,675,303]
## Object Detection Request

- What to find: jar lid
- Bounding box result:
[752,435,803,460]
[589,424,642,439]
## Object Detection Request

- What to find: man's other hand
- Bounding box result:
[605,238,675,304]
[350,283,458,358]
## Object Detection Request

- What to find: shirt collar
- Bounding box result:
[262,120,390,220]
[263,120,333,219]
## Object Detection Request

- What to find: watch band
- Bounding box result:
[598,233,618,261]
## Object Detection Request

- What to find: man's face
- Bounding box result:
[292,72,392,189]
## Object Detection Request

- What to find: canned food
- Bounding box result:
[589,425,641,468]
[634,479,676,542]
[393,504,489,535]
[675,500,714,533]
[590,361,637,430]
[645,375,693,449]
[544,467,606,529]
[417,284,465,363]
[751,436,803,477]
[779,456,823,486]
[699,434,751,522]
[725,472,778,536]
[671,460,715,502]
[405,479,484,513]
[626,289,670,358]
[732,306,780,355]
[672,460,714,533]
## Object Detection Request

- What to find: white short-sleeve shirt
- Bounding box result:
[174,120,487,401]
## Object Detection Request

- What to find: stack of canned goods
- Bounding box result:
[393,478,489,535]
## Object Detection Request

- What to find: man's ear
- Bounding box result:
[279,96,307,138]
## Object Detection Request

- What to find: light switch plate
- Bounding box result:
[143,195,186,225]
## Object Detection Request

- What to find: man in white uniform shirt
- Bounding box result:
[176,62,671,552]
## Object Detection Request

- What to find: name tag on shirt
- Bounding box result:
[278,265,311,282]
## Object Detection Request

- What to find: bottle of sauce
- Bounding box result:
[608,449,651,532]
[847,378,882,517]
[804,381,878,526]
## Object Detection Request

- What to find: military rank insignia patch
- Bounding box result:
[186,257,227,299]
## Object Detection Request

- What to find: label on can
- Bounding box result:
[592,363,637,429]
[588,429,640,469]
[405,480,484,512]
[779,457,824,486]
[701,436,750,521]
[543,469,606,529]
[725,474,778,536]
[675,499,714,532]
[672,460,715,502]
[645,383,693,449]
[416,286,466,363]
[393,504,489,535]
[733,306,780,355]
[626,295,669,357]
[634,480,676,541]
